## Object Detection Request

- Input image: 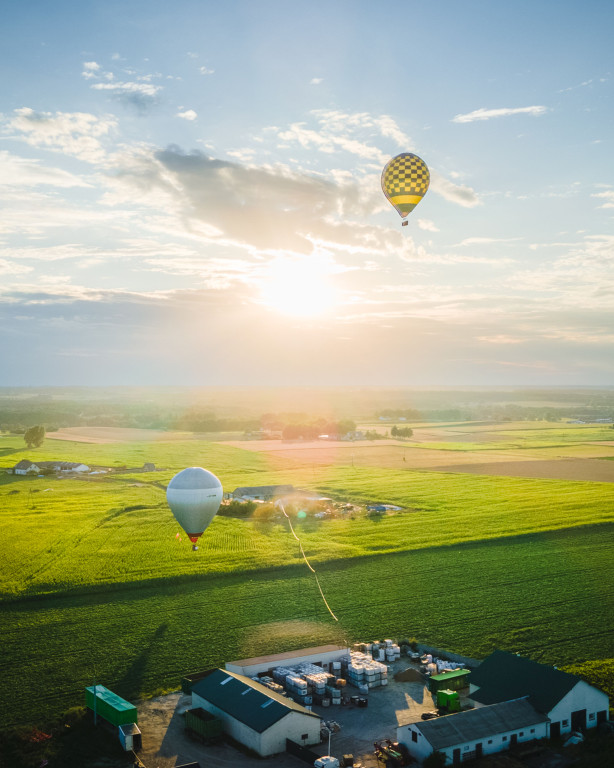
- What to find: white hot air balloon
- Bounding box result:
[166,467,223,551]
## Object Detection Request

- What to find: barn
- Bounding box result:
[191,668,321,757]
[469,650,610,737]
[398,698,549,764]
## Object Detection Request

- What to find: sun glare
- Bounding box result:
[259,257,338,317]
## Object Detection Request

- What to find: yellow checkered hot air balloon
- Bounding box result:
[381,152,430,226]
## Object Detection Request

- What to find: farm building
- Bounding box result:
[228,485,295,501]
[428,669,471,693]
[398,698,549,764]
[225,644,348,677]
[12,459,89,475]
[12,460,42,475]
[191,668,321,757]
[469,650,610,737]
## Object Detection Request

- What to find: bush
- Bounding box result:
[424,751,447,768]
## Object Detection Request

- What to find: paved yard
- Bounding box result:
[135,659,440,767]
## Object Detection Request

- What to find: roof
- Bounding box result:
[228,644,346,668]
[470,650,580,713]
[232,485,294,496]
[13,459,37,469]
[431,669,471,682]
[415,698,548,749]
[192,668,319,733]
[86,685,135,713]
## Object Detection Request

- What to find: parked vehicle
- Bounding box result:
[314,756,340,768]
[421,711,439,720]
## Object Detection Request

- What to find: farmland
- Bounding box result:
[1,422,614,727]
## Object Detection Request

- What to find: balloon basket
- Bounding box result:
[192,544,199,551]
[402,221,408,227]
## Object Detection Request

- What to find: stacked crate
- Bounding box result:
[325,683,341,705]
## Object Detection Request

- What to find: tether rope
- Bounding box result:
[277,500,338,622]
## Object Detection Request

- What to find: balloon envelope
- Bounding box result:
[166,467,223,543]
[381,153,430,221]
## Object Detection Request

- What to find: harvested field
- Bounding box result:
[47,427,195,443]
[225,440,540,467]
[429,458,614,483]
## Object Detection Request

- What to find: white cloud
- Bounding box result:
[0,258,32,276]
[0,151,92,188]
[429,171,480,208]
[82,61,101,79]
[278,122,386,163]
[177,109,197,121]
[91,80,162,109]
[199,66,214,75]
[5,107,116,163]
[416,219,439,232]
[457,236,521,247]
[592,190,614,209]
[478,334,526,344]
[81,60,163,110]
[452,106,548,123]
[310,78,323,85]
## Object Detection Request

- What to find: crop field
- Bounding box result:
[1,525,613,726]
[1,424,614,727]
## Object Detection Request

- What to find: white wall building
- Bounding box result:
[12,460,41,475]
[226,644,348,677]
[470,650,610,737]
[192,668,321,757]
[398,698,549,765]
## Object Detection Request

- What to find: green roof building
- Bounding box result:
[428,668,471,693]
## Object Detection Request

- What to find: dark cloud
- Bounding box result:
[129,147,385,253]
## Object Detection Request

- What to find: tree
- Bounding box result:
[24,425,45,448]
[423,751,447,768]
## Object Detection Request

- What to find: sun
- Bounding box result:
[259,256,338,317]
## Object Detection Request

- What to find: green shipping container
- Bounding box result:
[436,689,460,712]
[428,668,471,693]
[185,707,223,743]
[85,685,137,727]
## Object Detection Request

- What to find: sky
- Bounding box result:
[1,0,613,386]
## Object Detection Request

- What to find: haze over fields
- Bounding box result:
[1,1,613,387]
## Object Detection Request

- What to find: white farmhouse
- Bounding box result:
[11,460,90,475]
[12,460,41,475]
[469,650,610,737]
[191,668,321,757]
[398,698,549,764]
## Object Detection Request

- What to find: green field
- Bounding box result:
[1,429,614,727]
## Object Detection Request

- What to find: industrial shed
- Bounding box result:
[191,668,321,757]
[398,698,549,764]
[428,669,471,693]
[226,644,347,677]
[469,650,610,737]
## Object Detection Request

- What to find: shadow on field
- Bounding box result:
[116,623,169,696]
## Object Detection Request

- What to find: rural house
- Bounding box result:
[191,668,320,756]
[12,460,89,475]
[469,650,610,737]
[398,698,549,764]
[12,460,42,475]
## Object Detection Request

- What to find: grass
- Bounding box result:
[1,524,612,727]
[2,459,614,597]
[1,427,614,728]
